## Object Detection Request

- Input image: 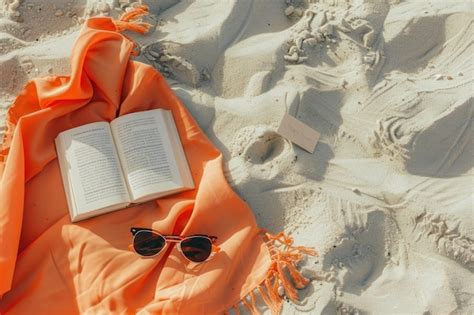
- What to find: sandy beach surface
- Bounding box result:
[1,0,472,314]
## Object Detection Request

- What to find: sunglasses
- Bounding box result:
[130,227,220,263]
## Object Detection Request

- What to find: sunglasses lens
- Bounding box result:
[133,231,165,257]
[180,237,212,262]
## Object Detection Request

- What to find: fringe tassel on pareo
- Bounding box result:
[226,232,317,315]
[113,5,152,34]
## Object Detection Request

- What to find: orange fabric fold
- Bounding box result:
[0,11,314,315]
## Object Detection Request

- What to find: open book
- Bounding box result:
[55,109,194,222]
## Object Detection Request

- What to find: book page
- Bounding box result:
[163,111,195,190]
[111,111,182,201]
[59,122,131,215]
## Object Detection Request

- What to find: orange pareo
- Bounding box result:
[0,6,315,314]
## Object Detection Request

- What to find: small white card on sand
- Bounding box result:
[277,113,320,153]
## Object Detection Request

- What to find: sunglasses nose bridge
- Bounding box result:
[165,238,183,253]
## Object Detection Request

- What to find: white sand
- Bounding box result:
[1,0,473,314]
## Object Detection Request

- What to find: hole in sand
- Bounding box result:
[245,132,286,164]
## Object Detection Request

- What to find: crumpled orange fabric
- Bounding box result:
[0,11,313,315]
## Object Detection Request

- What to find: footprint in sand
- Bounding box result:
[243,130,287,165]
[323,209,396,295]
[372,96,473,176]
[225,125,294,186]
